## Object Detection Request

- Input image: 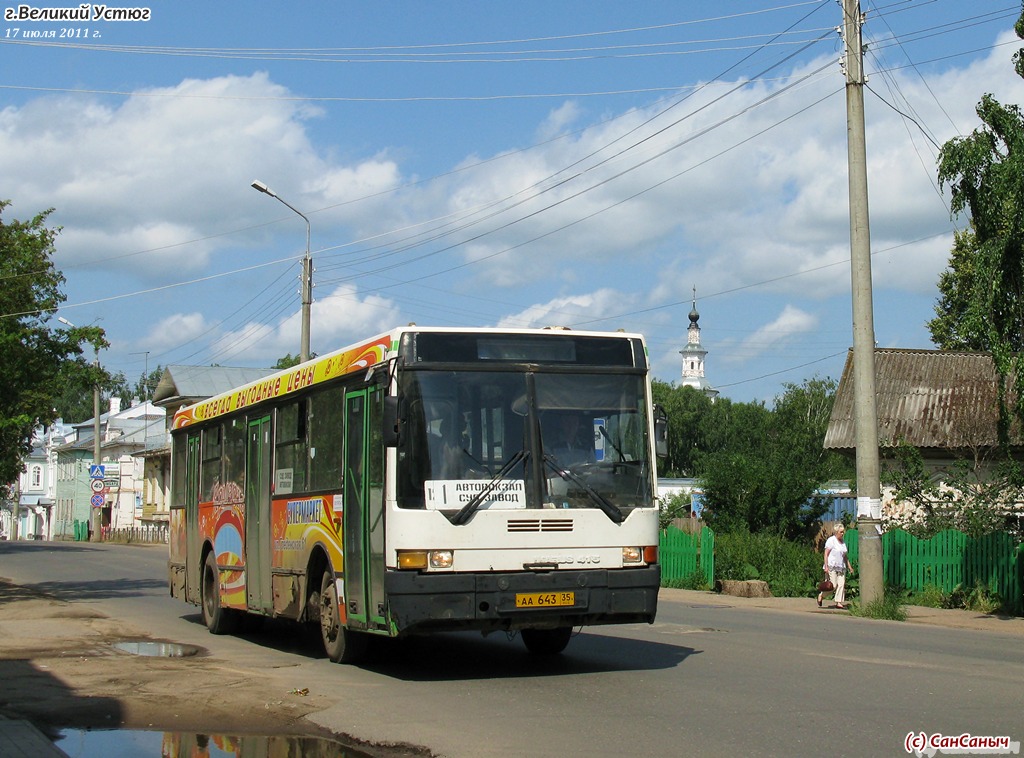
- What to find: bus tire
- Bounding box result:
[521,626,573,655]
[319,570,366,664]
[201,551,239,635]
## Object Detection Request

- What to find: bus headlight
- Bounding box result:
[429,550,454,569]
[622,546,643,564]
[622,546,657,565]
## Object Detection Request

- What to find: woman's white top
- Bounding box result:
[824,535,848,569]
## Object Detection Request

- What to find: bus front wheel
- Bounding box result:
[319,571,366,664]
[521,626,573,655]
[201,551,239,635]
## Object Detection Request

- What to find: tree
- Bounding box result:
[274,353,301,370]
[881,439,1023,539]
[52,356,103,424]
[651,381,715,477]
[936,8,1024,440]
[0,202,105,491]
[698,379,852,539]
[132,366,163,403]
[928,228,989,350]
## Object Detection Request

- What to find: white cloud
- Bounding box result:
[0,73,404,281]
[495,288,634,330]
[403,41,1024,306]
[730,305,819,363]
[141,312,211,352]
[537,101,583,140]
[207,283,403,363]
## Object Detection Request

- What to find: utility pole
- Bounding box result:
[842,0,883,604]
[11,475,20,541]
[92,345,102,542]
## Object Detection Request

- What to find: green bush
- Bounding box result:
[658,491,693,530]
[946,581,1003,614]
[715,531,822,597]
[663,570,712,591]
[895,581,1004,614]
[851,593,907,621]
[908,583,946,608]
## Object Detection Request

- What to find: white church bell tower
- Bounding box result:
[680,287,718,400]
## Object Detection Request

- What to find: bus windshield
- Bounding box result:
[396,369,653,521]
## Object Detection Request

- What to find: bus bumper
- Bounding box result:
[383,565,659,635]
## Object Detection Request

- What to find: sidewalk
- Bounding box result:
[0,715,68,757]
[661,587,1024,635]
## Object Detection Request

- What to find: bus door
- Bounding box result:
[343,387,386,629]
[246,415,273,613]
[184,432,202,604]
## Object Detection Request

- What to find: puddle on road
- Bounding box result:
[56,728,374,757]
[110,640,202,657]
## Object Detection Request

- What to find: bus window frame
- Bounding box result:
[200,424,222,502]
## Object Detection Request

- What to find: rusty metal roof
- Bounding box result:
[824,348,1020,451]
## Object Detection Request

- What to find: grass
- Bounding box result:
[662,570,712,591]
[947,581,1003,614]
[849,593,907,621]
[714,531,822,597]
[907,583,945,608]
[903,581,1004,614]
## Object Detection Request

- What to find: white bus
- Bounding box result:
[168,326,663,662]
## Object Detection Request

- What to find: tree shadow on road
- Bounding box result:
[0,658,124,738]
[0,577,168,603]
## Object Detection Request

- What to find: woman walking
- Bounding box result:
[818,523,854,609]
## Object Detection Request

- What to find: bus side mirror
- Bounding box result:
[383,396,402,447]
[653,405,668,459]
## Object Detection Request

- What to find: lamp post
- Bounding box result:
[251,180,312,363]
[58,317,101,541]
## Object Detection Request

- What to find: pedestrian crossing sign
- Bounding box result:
[89,464,105,479]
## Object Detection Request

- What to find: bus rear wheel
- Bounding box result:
[201,551,239,635]
[319,571,367,664]
[521,626,573,655]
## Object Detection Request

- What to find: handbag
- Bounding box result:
[818,574,834,593]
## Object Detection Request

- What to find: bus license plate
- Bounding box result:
[515,591,575,608]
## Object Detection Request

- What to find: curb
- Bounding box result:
[0,715,69,757]
[660,587,1024,635]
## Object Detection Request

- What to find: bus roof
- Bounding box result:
[171,326,645,430]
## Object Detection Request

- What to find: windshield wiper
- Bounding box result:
[451,449,527,525]
[459,446,492,476]
[598,424,626,462]
[543,454,624,524]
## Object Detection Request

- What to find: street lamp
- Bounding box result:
[251,180,312,363]
[58,316,102,542]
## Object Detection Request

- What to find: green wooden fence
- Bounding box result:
[846,528,1023,614]
[660,525,715,587]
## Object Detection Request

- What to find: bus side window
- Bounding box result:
[308,387,345,492]
[223,418,247,496]
[275,399,309,495]
[200,425,222,502]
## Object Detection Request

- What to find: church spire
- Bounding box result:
[680,286,718,400]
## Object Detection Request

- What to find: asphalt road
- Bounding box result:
[2,541,1022,757]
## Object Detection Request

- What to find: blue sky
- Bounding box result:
[3,1,1023,406]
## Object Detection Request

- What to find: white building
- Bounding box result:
[54,398,167,538]
[1,420,73,541]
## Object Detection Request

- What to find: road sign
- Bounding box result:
[90,479,106,494]
[89,464,105,479]
[90,494,105,508]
